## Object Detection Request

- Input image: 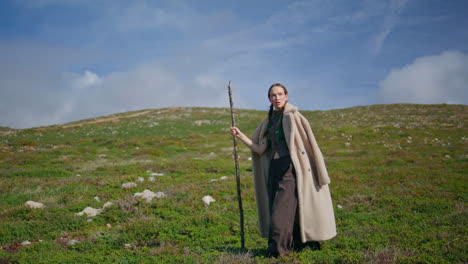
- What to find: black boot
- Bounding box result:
[293,241,306,252]
[266,239,279,258]
[306,241,321,251]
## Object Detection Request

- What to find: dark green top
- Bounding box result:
[267,110,289,159]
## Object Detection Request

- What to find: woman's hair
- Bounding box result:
[265,83,288,136]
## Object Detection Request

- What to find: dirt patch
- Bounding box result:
[340,194,373,207]
[1,241,35,253]
[365,247,417,263]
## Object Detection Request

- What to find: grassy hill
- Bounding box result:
[0,104,466,263]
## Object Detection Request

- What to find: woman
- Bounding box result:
[230,83,336,257]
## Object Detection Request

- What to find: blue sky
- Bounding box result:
[1,0,467,128]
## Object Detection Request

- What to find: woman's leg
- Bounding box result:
[267,156,297,257]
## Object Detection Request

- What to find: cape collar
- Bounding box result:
[282,103,298,115]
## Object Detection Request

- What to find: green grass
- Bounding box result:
[0,104,466,263]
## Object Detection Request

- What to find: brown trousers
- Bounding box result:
[267,155,300,257]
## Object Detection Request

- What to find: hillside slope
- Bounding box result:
[0,104,466,263]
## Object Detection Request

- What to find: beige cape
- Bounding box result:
[251,103,337,242]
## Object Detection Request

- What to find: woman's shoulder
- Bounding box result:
[283,104,303,120]
[283,103,299,115]
[255,116,269,130]
[283,105,310,126]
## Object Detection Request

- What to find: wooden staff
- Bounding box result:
[228,81,245,250]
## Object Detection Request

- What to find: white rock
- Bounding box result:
[154,192,166,198]
[202,195,216,206]
[102,202,113,209]
[148,176,155,182]
[21,241,32,246]
[134,189,166,202]
[344,142,351,147]
[98,154,107,158]
[76,207,101,217]
[25,201,45,209]
[150,172,164,176]
[210,179,218,182]
[122,182,137,189]
[247,157,252,161]
[94,196,101,202]
[123,243,133,249]
[194,120,211,126]
[445,155,451,158]
[219,176,228,180]
[337,204,344,209]
[137,177,145,182]
[66,239,80,246]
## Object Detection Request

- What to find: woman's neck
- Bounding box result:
[274,106,284,111]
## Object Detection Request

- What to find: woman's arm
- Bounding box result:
[230,127,268,155]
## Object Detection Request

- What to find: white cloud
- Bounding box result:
[0,42,234,129]
[70,71,100,89]
[0,41,81,128]
[378,51,468,104]
[52,64,232,126]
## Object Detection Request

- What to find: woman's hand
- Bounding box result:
[230,126,267,155]
[230,126,241,137]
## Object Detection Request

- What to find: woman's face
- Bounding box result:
[269,86,288,110]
